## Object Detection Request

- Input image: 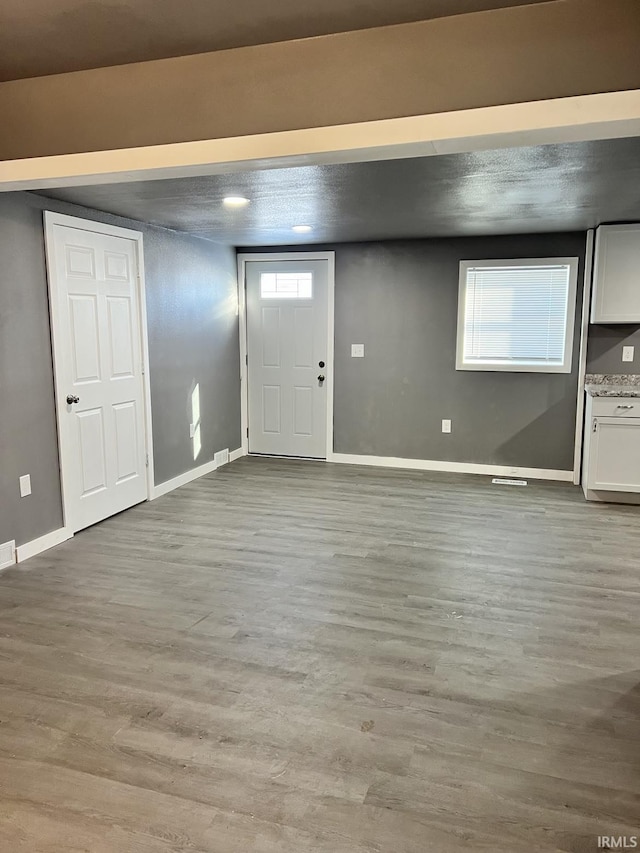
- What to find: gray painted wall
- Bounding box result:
[140,227,240,484]
[586,324,640,375]
[0,194,64,548]
[0,191,241,548]
[241,233,586,470]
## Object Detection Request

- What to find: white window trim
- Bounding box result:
[455,256,579,374]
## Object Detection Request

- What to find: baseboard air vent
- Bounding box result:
[0,540,16,570]
[492,478,528,487]
[214,448,230,467]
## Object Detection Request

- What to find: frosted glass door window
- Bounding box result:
[260,271,313,299]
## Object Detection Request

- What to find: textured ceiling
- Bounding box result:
[38,138,640,246]
[1,0,553,81]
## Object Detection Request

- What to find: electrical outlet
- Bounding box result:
[189,423,196,438]
[351,344,365,358]
[622,345,635,363]
[19,474,31,497]
[442,419,452,434]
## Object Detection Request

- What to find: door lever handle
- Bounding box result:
[317,375,325,383]
[66,394,80,405]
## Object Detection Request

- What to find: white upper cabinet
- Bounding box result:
[591,224,640,323]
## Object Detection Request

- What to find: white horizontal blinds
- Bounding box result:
[261,271,313,299]
[463,263,571,365]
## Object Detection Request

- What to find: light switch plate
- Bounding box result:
[442,419,452,434]
[351,344,365,358]
[19,474,31,497]
[622,345,635,363]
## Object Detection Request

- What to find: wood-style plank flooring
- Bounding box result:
[0,457,639,852]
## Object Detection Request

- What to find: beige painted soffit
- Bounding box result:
[1,91,640,192]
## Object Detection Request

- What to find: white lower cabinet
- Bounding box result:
[582,396,640,501]
[587,417,640,492]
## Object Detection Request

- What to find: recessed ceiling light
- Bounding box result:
[223,196,250,208]
[292,225,312,233]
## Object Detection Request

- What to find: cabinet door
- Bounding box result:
[587,417,640,492]
[591,224,640,323]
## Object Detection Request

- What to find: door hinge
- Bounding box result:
[245,354,248,366]
[246,427,249,438]
[593,420,598,433]
[145,453,150,467]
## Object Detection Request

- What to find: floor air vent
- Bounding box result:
[492,478,528,486]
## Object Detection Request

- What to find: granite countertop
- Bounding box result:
[585,374,640,398]
[587,387,640,397]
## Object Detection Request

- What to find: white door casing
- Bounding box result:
[45,212,153,533]
[243,256,334,459]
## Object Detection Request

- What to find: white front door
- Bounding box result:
[46,214,149,533]
[246,258,331,458]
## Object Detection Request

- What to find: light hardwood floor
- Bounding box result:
[0,457,639,852]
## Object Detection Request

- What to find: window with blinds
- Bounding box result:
[456,258,579,373]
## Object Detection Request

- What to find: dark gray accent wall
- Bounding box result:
[586,325,640,375]
[0,191,240,547]
[241,233,586,470]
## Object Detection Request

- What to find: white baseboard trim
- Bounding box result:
[16,527,72,563]
[151,446,245,499]
[151,459,218,499]
[11,448,246,562]
[331,453,574,482]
